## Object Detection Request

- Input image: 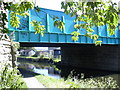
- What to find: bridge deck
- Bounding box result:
[8,8,120,44]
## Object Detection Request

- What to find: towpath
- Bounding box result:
[19,68,45,88]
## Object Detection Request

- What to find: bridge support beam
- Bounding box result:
[61,44,120,72]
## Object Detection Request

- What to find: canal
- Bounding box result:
[17,58,120,86]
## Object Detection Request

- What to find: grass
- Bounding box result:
[35,75,70,88]
[17,56,40,59]
[35,74,119,88]
[20,78,28,88]
[18,56,61,63]
[53,58,61,63]
[18,56,51,60]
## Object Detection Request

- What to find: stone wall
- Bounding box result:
[0,33,14,67]
[0,3,16,68]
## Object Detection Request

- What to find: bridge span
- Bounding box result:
[8,8,120,72]
[8,8,120,44]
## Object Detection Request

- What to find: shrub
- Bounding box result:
[65,72,119,88]
[35,72,119,88]
[40,54,44,59]
[0,63,24,89]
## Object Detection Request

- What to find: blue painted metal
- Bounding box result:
[8,8,120,44]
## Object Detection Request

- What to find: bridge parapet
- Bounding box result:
[8,8,120,44]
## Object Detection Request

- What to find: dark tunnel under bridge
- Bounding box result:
[20,42,120,73]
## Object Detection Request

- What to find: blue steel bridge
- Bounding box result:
[8,8,120,72]
[8,8,120,45]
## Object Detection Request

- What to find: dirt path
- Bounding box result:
[19,68,45,88]
[23,77,45,88]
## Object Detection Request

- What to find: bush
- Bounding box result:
[53,58,61,63]
[35,72,119,88]
[0,63,24,89]
[40,54,44,59]
[65,72,119,88]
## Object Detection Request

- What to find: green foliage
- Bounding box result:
[31,20,45,36]
[65,75,119,88]
[91,34,98,40]
[10,2,34,13]
[39,54,44,59]
[35,73,119,88]
[20,78,28,88]
[0,2,9,33]
[61,0,119,45]
[95,41,102,46]
[10,12,20,28]
[35,6,41,12]
[18,56,40,59]
[1,1,46,37]
[52,14,65,31]
[35,75,68,88]
[71,31,80,41]
[12,42,20,50]
[54,20,65,31]
[0,1,33,33]
[9,1,34,28]
[53,58,61,63]
[0,63,24,89]
[74,24,81,29]
[65,72,119,88]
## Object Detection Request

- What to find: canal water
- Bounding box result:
[17,58,120,86]
[17,59,61,79]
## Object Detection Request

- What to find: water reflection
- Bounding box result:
[33,68,60,79]
[17,60,61,79]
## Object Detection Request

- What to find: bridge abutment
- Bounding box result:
[61,44,120,72]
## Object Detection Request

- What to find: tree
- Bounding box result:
[0,0,119,46]
[61,0,119,45]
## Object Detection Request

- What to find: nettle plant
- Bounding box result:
[0,63,24,88]
[65,71,119,88]
[1,0,119,46]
